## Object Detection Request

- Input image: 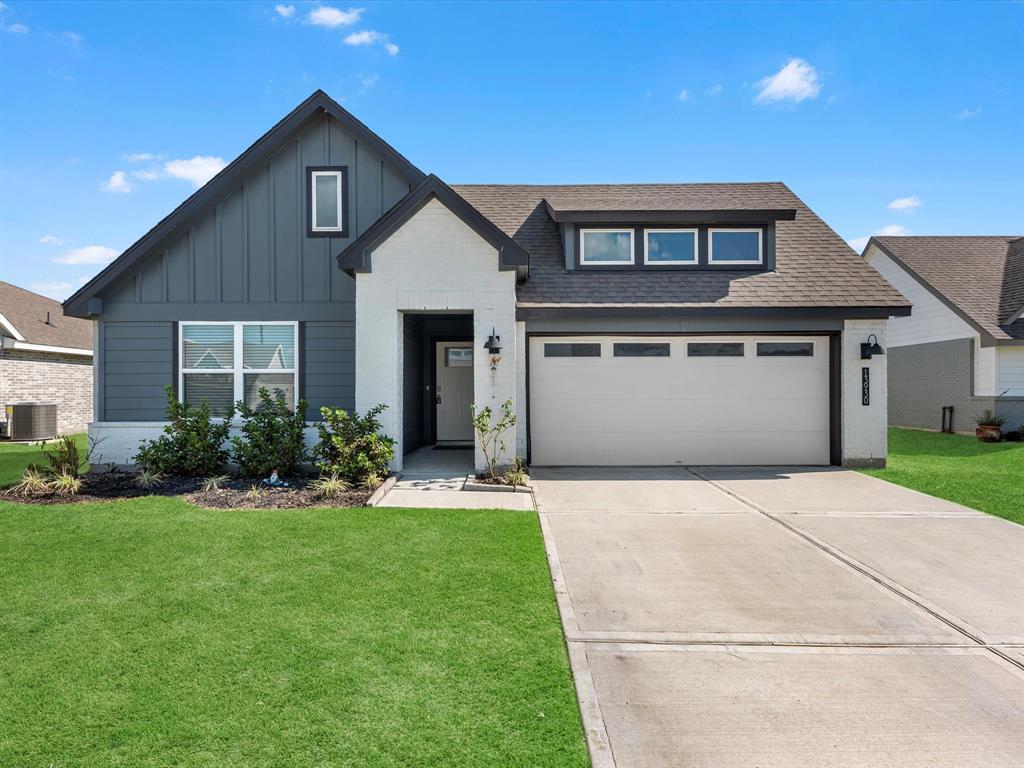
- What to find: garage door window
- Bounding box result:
[687,342,744,357]
[757,341,814,357]
[544,343,601,358]
[613,343,670,357]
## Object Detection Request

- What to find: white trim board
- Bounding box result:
[0,338,92,357]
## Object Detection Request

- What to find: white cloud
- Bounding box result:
[124,152,157,162]
[956,106,982,119]
[40,235,64,246]
[755,58,821,104]
[61,30,82,45]
[847,224,912,253]
[274,4,296,18]
[163,155,226,187]
[6,22,28,33]
[677,89,689,101]
[888,195,921,211]
[344,29,398,55]
[30,281,76,299]
[307,5,363,27]
[101,170,132,193]
[706,84,723,96]
[54,245,119,265]
[132,168,161,181]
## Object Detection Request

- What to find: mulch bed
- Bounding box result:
[2,471,374,509]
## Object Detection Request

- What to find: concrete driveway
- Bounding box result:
[532,467,1024,768]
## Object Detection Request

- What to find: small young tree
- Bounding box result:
[471,399,517,480]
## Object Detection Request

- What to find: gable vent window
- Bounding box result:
[308,167,348,237]
[180,322,298,416]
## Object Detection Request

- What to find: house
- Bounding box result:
[1,281,94,435]
[63,90,910,471]
[865,236,1024,433]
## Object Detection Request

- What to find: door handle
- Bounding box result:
[436,396,442,405]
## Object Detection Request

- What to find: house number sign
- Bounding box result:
[862,367,870,406]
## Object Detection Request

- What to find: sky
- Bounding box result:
[1,0,1021,300]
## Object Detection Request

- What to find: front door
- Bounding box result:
[435,342,474,443]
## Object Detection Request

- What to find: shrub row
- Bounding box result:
[134,386,394,486]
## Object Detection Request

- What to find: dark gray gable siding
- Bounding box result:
[96,112,408,421]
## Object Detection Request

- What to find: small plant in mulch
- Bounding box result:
[471,399,517,481]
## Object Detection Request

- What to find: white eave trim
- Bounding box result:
[0,311,25,341]
[1,337,93,357]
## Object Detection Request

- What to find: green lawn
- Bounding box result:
[0,499,587,767]
[862,427,1024,525]
[0,433,88,487]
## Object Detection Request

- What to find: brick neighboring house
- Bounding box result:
[0,281,94,435]
[864,236,1024,433]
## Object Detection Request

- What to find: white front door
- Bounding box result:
[436,342,474,443]
[529,335,831,465]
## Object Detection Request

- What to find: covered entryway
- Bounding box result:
[529,335,832,465]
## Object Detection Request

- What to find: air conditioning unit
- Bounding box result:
[4,403,58,441]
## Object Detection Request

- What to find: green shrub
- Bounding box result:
[314,404,395,485]
[134,386,233,476]
[34,435,84,478]
[230,388,308,478]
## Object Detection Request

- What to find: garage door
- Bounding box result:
[529,336,831,466]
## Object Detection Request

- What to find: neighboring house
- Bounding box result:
[865,236,1024,433]
[63,91,910,471]
[1,281,94,435]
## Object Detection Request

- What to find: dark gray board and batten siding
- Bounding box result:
[95,114,415,421]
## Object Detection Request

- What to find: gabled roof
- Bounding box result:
[337,175,530,277]
[869,235,1024,344]
[64,90,425,318]
[452,183,911,315]
[0,281,93,353]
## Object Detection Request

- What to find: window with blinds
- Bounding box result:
[180,322,298,416]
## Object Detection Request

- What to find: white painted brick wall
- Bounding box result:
[88,422,321,468]
[842,319,888,466]
[355,198,520,472]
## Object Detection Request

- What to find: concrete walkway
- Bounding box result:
[533,466,1024,768]
[377,446,533,510]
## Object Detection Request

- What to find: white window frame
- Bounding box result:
[708,228,763,265]
[179,321,299,417]
[643,228,698,265]
[580,228,635,266]
[310,170,344,233]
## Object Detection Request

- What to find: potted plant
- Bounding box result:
[974,410,1006,442]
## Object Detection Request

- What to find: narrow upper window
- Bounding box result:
[614,342,670,357]
[687,342,744,357]
[644,229,697,264]
[756,341,814,357]
[580,229,634,265]
[709,228,762,265]
[544,343,601,358]
[308,167,347,236]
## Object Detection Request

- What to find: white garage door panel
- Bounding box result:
[529,336,830,466]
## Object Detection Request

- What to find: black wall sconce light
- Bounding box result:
[860,333,885,360]
[483,328,502,370]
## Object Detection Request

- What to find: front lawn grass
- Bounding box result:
[0,498,587,767]
[862,427,1024,525]
[0,433,87,487]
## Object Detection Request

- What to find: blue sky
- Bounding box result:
[1,0,1021,300]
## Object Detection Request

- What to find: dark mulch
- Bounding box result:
[2,472,375,509]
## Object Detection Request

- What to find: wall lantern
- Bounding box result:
[860,333,885,360]
[483,328,502,371]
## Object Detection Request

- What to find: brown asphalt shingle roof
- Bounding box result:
[0,281,93,351]
[872,236,1024,341]
[451,183,910,311]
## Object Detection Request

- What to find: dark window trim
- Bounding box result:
[306,165,349,238]
[573,222,775,272]
[613,342,671,357]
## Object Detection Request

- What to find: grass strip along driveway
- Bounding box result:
[0,498,587,767]
[862,427,1024,525]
